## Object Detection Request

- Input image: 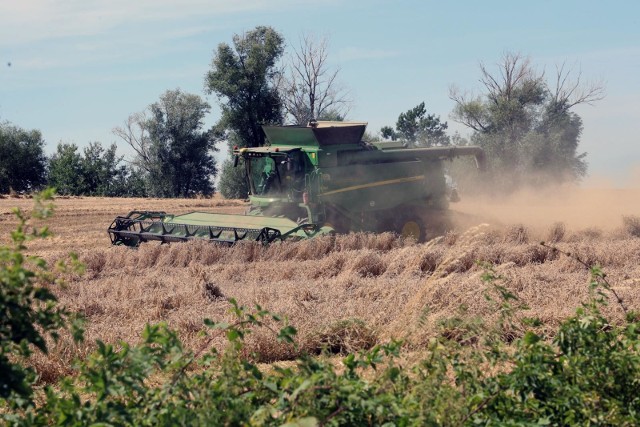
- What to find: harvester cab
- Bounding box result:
[108,121,484,246]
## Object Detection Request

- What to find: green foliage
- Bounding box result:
[0,122,47,193]
[451,53,599,190]
[48,142,143,197]
[144,89,218,197]
[47,143,85,196]
[205,26,284,198]
[109,165,148,198]
[473,268,640,425]
[80,142,125,196]
[206,25,284,149]
[218,158,249,199]
[0,189,83,409]
[381,102,450,147]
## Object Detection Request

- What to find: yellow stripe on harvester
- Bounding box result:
[320,175,425,196]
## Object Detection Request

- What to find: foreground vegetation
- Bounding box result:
[2,195,640,425]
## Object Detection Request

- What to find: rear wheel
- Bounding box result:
[391,206,453,242]
[397,216,426,242]
[401,219,421,239]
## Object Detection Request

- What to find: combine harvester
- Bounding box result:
[108,121,484,246]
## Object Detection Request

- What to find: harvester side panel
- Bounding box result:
[319,160,425,211]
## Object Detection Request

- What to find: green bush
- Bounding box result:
[0,189,83,408]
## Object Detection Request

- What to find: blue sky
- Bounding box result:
[1,0,639,185]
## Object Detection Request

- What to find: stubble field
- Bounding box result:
[2,187,640,381]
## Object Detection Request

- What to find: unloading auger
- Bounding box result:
[108,121,484,247]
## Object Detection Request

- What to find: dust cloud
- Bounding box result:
[452,182,640,236]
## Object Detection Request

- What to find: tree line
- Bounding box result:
[0,28,603,198]
[0,123,143,197]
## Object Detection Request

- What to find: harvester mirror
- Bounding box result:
[233,154,239,167]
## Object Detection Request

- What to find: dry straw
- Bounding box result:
[1,196,638,383]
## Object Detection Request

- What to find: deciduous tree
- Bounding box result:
[114,89,218,197]
[81,142,123,196]
[145,89,217,197]
[449,52,603,189]
[0,122,47,193]
[205,26,284,198]
[279,34,350,125]
[205,26,284,149]
[47,143,85,196]
[48,142,134,197]
[381,102,450,147]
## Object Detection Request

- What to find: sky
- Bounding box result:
[1,0,639,186]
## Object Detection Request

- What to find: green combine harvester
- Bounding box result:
[108,121,484,246]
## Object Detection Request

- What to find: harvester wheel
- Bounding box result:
[399,217,425,242]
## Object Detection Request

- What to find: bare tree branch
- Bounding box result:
[112,112,152,172]
[478,52,543,105]
[279,33,351,125]
[551,62,605,109]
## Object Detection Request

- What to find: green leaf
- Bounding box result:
[227,329,240,341]
[280,417,318,427]
[522,331,541,346]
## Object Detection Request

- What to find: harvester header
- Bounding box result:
[108,121,484,246]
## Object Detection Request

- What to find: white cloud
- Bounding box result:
[0,0,281,46]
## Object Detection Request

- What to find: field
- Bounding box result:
[2,188,640,381]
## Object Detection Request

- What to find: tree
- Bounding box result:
[48,142,132,197]
[205,26,284,149]
[114,89,218,198]
[449,52,604,189]
[218,159,249,200]
[111,112,152,175]
[108,166,148,198]
[81,142,124,196]
[381,102,450,147]
[48,143,85,196]
[205,26,285,198]
[279,34,350,125]
[146,89,217,197]
[0,122,47,193]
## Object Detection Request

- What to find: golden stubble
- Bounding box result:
[1,189,639,382]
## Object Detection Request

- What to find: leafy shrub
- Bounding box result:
[0,189,83,407]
